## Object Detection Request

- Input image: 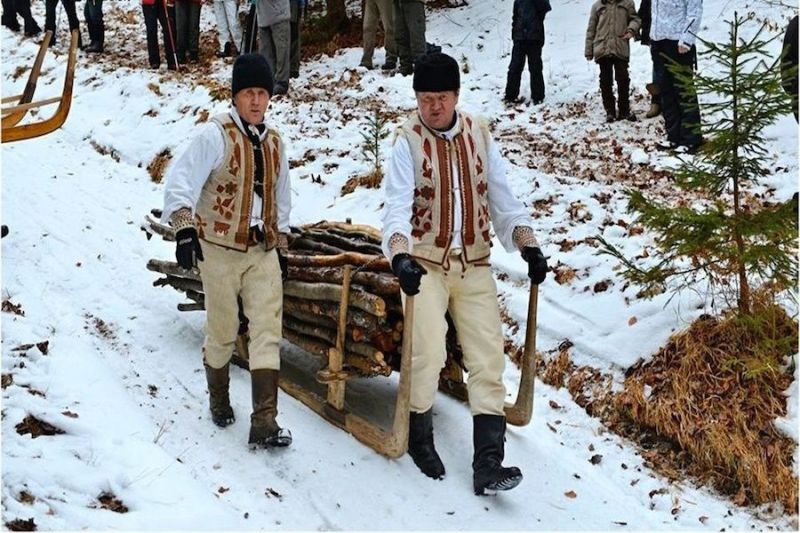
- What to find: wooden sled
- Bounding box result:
[2,29,78,143]
[143,215,537,456]
[234,266,414,458]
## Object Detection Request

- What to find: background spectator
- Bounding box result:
[175,0,201,63]
[781,15,798,121]
[638,0,662,118]
[45,0,81,48]
[393,0,425,75]
[585,0,640,122]
[214,0,241,57]
[2,0,41,36]
[256,0,291,95]
[142,0,178,70]
[84,0,104,53]
[504,0,551,105]
[289,0,306,77]
[360,0,396,70]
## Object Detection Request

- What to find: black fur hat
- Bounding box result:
[232,53,274,97]
[413,52,460,93]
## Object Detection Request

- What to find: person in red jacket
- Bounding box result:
[142,0,178,70]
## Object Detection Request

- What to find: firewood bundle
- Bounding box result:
[143,212,424,379]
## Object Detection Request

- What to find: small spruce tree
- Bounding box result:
[360,107,390,179]
[599,13,798,315]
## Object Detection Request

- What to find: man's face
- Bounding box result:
[233,87,270,124]
[416,90,459,130]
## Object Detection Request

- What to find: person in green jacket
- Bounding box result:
[585,0,641,122]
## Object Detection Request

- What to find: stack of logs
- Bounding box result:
[144,212,466,380]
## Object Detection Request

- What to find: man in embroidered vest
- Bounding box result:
[382,52,548,495]
[162,53,293,449]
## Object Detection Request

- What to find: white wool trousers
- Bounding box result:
[403,259,507,416]
[213,0,242,51]
[198,241,283,372]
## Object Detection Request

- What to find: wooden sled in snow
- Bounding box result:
[142,215,538,456]
[2,29,78,143]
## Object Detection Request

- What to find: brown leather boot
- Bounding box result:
[248,369,292,448]
[205,363,235,428]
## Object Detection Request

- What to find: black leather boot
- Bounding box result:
[248,369,292,448]
[205,363,235,428]
[408,410,445,479]
[472,414,523,495]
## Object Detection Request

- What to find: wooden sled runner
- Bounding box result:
[2,29,78,143]
[143,215,538,456]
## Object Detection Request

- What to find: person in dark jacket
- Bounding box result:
[2,0,41,36]
[84,0,104,53]
[638,0,661,118]
[503,0,551,105]
[45,0,81,48]
[781,15,798,122]
[289,0,306,78]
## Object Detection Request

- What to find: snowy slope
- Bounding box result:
[2,0,797,529]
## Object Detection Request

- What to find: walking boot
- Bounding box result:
[248,369,292,448]
[408,410,445,479]
[645,102,661,118]
[473,414,523,495]
[205,363,235,428]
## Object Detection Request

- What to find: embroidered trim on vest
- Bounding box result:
[455,134,475,246]
[434,136,450,248]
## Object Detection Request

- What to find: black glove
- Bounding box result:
[175,227,203,269]
[277,251,288,281]
[521,246,548,284]
[391,253,427,296]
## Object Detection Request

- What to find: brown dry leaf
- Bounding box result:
[589,454,603,465]
[564,490,577,499]
[548,400,562,410]
[628,316,638,326]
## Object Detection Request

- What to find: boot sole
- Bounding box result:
[475,473,523,495]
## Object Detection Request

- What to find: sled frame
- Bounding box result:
[2,29,78,143]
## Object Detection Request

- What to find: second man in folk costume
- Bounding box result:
[382,52,548,495]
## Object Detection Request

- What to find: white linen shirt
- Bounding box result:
[649,0,703,48]
[162,107,291,233]
[381,114,534,259]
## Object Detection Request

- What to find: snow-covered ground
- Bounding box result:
[2,0,797,529]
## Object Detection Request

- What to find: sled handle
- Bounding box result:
[504,283,538,426]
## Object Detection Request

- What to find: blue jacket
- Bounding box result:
[511,0,552,43]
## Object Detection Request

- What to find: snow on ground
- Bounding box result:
[1,0,797,529]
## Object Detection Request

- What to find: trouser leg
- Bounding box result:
[404,266,450,414]
[654,40,682,144]
[615,58,630,116]
[448,264,506,416]
[528,41,544,102]
[361,0,378,66]
[213,0,229,49]
[289,0,299,74]
[61,0,79,30]
[175,1,188,60]
[188,2,200,56]
[197,242,243,370]
[143,4,160,66]
[598,57,615,115]
[270,20,291,87]
[403,0,425,64]
[504,40,526,100]
[393,0,410,69]
[239,248,282,371]
[376,0,396,63]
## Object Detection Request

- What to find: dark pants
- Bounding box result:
[241,3,257,53]
[597,56,630,116]
[2,0,39,33]
[505,40,544,102]
[45,0,80,45]
[649,44,663,105]
[393,0,425,69]
[143,0,177,69]
[290,0,301,76]
[175,0,201,61]
[83,0,103,45]
[652,39,702,147]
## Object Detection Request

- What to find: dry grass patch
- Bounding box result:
[147,148,172,183]
[613,296,798,512]
[340,169,383,196]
